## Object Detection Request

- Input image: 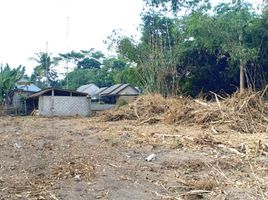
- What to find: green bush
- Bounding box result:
[118,99,128,107]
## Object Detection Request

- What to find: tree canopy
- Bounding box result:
[3,0,268,98]
[113,0,268,96]
[30,52,59,88]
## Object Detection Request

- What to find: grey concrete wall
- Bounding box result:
[13,93,22,108]
[118,87,139,95]
[13,91,33,108]
[39,96,91,116]
[91,103,115,111]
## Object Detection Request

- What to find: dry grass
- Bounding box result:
[186,179,218,190]
[50,159,95,181]
[101,94,168,122]
[183,159,206,172]
[100,90,268,133]
[2,116,268,199]
[1,159,95,199]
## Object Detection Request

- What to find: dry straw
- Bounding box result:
[101,90,268,133]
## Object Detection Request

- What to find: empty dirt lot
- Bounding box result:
[1,115,268,200]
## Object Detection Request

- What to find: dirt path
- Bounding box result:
[1,116,268,199]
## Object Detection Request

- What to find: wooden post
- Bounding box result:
[240,59,244,94]
[24,100,27,115]
[51,88,55,116]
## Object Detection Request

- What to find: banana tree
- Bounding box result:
[0,64,25,106]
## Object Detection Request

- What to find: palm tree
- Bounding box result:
[30,52,58,87]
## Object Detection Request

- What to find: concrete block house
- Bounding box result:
[99,84,140,104]
[9,78,41,114]
[27,88,91,116]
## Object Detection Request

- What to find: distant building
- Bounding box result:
[15,78,41,93]
[76,83,140,111]
[27,88,91,116]
[99,84,140,104]
[77,84,99,96]
[91,87,108,100]
[9,78,41,113]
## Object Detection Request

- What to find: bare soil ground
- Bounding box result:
[1,116,268,200]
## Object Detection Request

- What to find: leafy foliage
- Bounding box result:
[5,0,266,98]
[60,67,114,90]
[144,0,211,13]
[59,49,104,69]
[30,52,59,87]
[113,0,268,96]
[0,64,25,105]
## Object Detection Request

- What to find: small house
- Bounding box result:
[27,88,91,116]
[99,84,139,104]
[9,78,41,114]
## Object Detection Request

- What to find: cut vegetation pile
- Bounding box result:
[102,91,268,133]
[102,94,171,123]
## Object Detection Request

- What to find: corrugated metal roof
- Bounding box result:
[16,84,41,92]
[100,84,125,96]
[28,88,89,99]
[100,84,139,96]
[15,79,41,92]
[93,87,108,96]
[77,84,99,95]
[77,85,89,92]
[109,84,130,95]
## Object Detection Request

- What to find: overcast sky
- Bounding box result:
[0,0,144,74]
[0,0,263,75]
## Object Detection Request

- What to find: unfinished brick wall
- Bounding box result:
[38,96,91,116]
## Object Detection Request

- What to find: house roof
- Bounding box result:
[15,78,41,92]
[92,87,108,96]
[100,84,139,96]
[77,83,99,95]
[28,88,89,99]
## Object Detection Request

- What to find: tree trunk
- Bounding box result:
[240,59,245,93]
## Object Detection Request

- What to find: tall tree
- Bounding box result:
[144,0,211,13]
[59,49,104,69]
[30,52,58,87]
[214,1,258,93]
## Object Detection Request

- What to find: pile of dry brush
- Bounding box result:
[101,90,268,133]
